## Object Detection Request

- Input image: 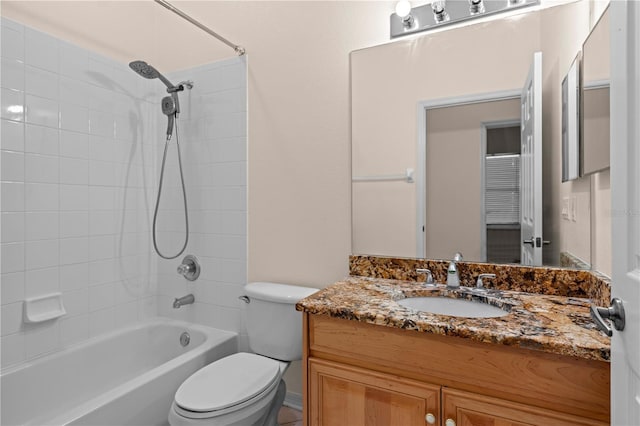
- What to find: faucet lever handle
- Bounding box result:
[416,268,434,284]
[476,273,496,288]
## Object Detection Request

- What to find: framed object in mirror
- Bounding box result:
[580,7,610,176]
[562,54,580,182]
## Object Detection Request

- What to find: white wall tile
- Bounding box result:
[25,27,58,73]
[1,58,25,91]
[25,321,59,358]
[1,302,24,335]
[1,182,25,212]
[60,156,89,185]
[1,271,25,305]
[89,110,114,138]
[25,183,58,211]
[25,211,59,241]
[59,263,89,292]
[89,307,115,337]
[25,66,58,100]
[89,259,116,286]
[25,95,58,128]
[60,103,89,133]
[1,242,25,274]
[1,213,25,244]
[1,119,25,152]
[61,288,88,317]
[88,160,115,186]
[25,124,58,155]
[89,235,115,261]
[59,76,89,107]
[59,184,89,211]
[1,150,25,182]
[25,153,59,184]
[59,237,89,265]
[1,332,25,368]
[1,88,24,122]
[25,267,59,298]
[1,18,25,62]
[60,130,89,159]
[25,239,59,270]
[60,211,89,238]
[59,314,89,346]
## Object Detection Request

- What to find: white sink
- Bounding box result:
[397,296,509,318]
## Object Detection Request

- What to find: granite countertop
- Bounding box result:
[296,276,611,362]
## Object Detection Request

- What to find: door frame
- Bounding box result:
[416,89,521,258]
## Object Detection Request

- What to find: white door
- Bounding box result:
[609,2,640,423]
[520,52,543,266]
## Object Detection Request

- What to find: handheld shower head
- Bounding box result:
[129,60,176,91]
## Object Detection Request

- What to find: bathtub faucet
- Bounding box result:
[173,294,195,309]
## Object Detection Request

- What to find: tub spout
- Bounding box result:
[173,294,194,309]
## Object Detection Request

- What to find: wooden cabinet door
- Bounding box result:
[308,358,440,426]
[442,388,608,426]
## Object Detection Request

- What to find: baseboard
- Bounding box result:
[283,391,303,411]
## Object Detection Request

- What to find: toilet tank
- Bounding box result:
[243,282,318,361]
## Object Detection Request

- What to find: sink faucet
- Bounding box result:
[447,252,463,288]
[173,294,194,309]
[476,273,496,289]
[416,268,435,285]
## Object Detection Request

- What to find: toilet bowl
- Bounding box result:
[168,282,317,426]
[168,353,288,426]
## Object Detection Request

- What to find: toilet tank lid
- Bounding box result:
[245,282,318,304]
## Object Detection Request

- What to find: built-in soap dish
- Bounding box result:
[23,293,66,323]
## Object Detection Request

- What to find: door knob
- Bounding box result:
[445,419,456,426]
[425,413,436,424]
[523,237,535,246]
[590,298,625,337]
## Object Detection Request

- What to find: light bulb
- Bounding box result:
[395,0,412,18]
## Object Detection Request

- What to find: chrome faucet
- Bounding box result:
[416,268,435,285]
[173,294,194,309]
[447,252,463,288]
[476,273,496,289]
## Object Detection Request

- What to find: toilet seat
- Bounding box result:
[173,353,282,419]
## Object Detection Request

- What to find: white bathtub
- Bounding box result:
[0,318,237,426]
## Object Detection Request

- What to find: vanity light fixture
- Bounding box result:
[395,0,415,28]
[469,0,485,15]
[431,1,449,23]
[390,0,539,39]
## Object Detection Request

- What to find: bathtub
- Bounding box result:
[0,318,237,426]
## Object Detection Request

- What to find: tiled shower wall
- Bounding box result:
[0,18,248,368]
[1,17,160,367]
[155,57,248,351]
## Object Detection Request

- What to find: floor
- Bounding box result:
[278,406,303,426]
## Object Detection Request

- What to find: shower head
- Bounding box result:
[129,60,176,91]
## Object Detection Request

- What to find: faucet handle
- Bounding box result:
[453,252,463,262]
[476,273,496,289]
[416,268,434,285]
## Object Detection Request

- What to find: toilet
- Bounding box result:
[168,282,317,426]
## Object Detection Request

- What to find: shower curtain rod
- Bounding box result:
[154,0,246,56]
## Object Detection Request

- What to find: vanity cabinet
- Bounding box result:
[309,358,440,426]
[303,314,609,426]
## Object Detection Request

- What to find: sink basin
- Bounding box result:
[397,296,509,318]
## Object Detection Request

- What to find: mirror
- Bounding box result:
[352,1,610,271]
[581,7,610,176]
[562,55,580,182]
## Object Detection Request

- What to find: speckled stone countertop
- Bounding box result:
[296,276,611,362]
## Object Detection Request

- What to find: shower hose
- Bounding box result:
[152,119,189,260]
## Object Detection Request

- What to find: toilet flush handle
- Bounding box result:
[238,295,250,304]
